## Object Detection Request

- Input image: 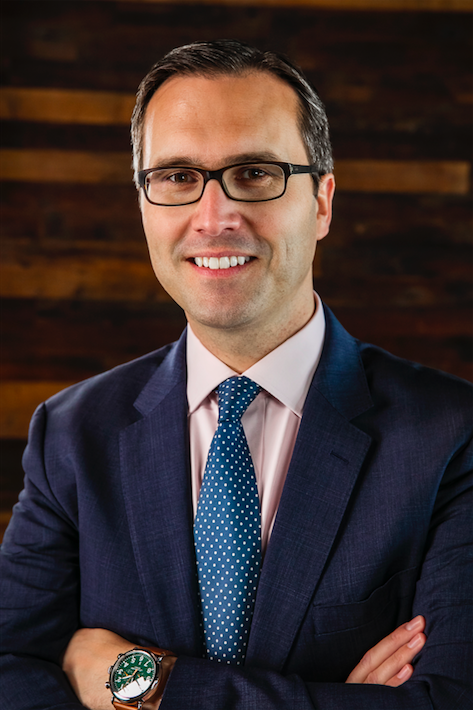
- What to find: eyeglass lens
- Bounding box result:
[144,163,286,205]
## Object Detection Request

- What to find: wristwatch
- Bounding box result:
[106,646,175,709]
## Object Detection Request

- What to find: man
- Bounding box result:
[0,40,471,710]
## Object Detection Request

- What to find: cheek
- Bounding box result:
[142,209,180,262]
[264,200,318,266]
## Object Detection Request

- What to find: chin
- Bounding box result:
[188,304,257,332]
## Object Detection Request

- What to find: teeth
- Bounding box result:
[194,256,250,269]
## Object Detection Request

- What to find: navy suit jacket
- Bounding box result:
[1,306,472,709]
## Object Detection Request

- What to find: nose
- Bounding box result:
[190,178,243,236]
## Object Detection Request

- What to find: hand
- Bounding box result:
[62,627,135,710]
[346,615,426,686]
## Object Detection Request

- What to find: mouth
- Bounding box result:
[193,256,251,270]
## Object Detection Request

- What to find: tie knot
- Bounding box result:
[217,376,260,422]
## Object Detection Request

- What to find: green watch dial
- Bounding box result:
[110,649,157,701]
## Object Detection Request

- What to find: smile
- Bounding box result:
[194,256,250,269]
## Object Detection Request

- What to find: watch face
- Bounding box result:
[110,649,157,701]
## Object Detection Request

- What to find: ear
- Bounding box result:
[315,174,335,241]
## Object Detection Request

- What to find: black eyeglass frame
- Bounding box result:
[137,161,325,206]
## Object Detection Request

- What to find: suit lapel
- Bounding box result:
[247,308,373,670]
[117,308,375,667]
[119,331,203,656]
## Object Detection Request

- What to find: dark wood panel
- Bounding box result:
[319,243,472,282]
[329,305,473,338]
[0,441,25,507]
[0,306,471,440]
[0,253,170,301]
[328,193,473,247]
[331,128,472,162]
[0,299,187,381]
[0,149,133,184]
[3,119,471,162]
[0,182,143,247]
[0,440,26,541]
[335,159,470,194]
[326,307,473,382]
[316,273,472,310]
[0,87,135,124]
[1,297,470,379]
[2,184,470,249]
[0,0,471,518]
[0,381,77,439]
[2,3,471,92]
[2,150,469,194]
[106,0,473,9]
[0,120,131,152]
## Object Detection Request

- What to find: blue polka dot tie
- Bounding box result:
[194,376,262,665]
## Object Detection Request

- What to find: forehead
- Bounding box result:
[141,71,308,167]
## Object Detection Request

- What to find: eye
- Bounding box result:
[238,166,270,181]
[147,168,201,186]
[167,170,199,184]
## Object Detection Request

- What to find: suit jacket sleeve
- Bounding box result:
[0,402,84,709]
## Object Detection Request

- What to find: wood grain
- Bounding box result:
[0,149,133,184]
[0,88,135,125]
[0,253,171,301]
[334,159,471,194]
[1,150,470,194]
[107,0,473,11]
[0,381,77,439]
[0,298,188,381]
[0,512,13,544]
[1,1,471,509]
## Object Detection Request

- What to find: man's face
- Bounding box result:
[140,71,334,342]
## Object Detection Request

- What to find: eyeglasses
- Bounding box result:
[138,161,324,206]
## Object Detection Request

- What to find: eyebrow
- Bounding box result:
[148,152,282,170]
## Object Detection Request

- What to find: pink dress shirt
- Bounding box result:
[187,293,326,553]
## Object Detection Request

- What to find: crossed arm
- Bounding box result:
[62,616,426,709]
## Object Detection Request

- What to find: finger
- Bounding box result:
[346,615,425,683]
[385,663,413,688]
[362,632,426,685]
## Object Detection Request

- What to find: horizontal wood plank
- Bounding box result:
[2,184,470,248]
[4,119,471,160]
[108,0,473,11]
[1,247,470,302]
[2,84,470,130]
[0,511,13,543]
[0,297,470,379]
[0,88,135,125]
[334,159,471,194]
[0,254,171,301]
[330,306,473,338]
[0,298,188,381]
[0,440,27,510]
[0,381,76,439]
[0,149,133,184]
[0,182,144,247]
[1,319,471,440]
[1,149,470,193]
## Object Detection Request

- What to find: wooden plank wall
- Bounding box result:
[1,0,472,536]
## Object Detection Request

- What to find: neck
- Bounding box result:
[187,300,316,373]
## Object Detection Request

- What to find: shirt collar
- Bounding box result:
[187,292,325,417]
